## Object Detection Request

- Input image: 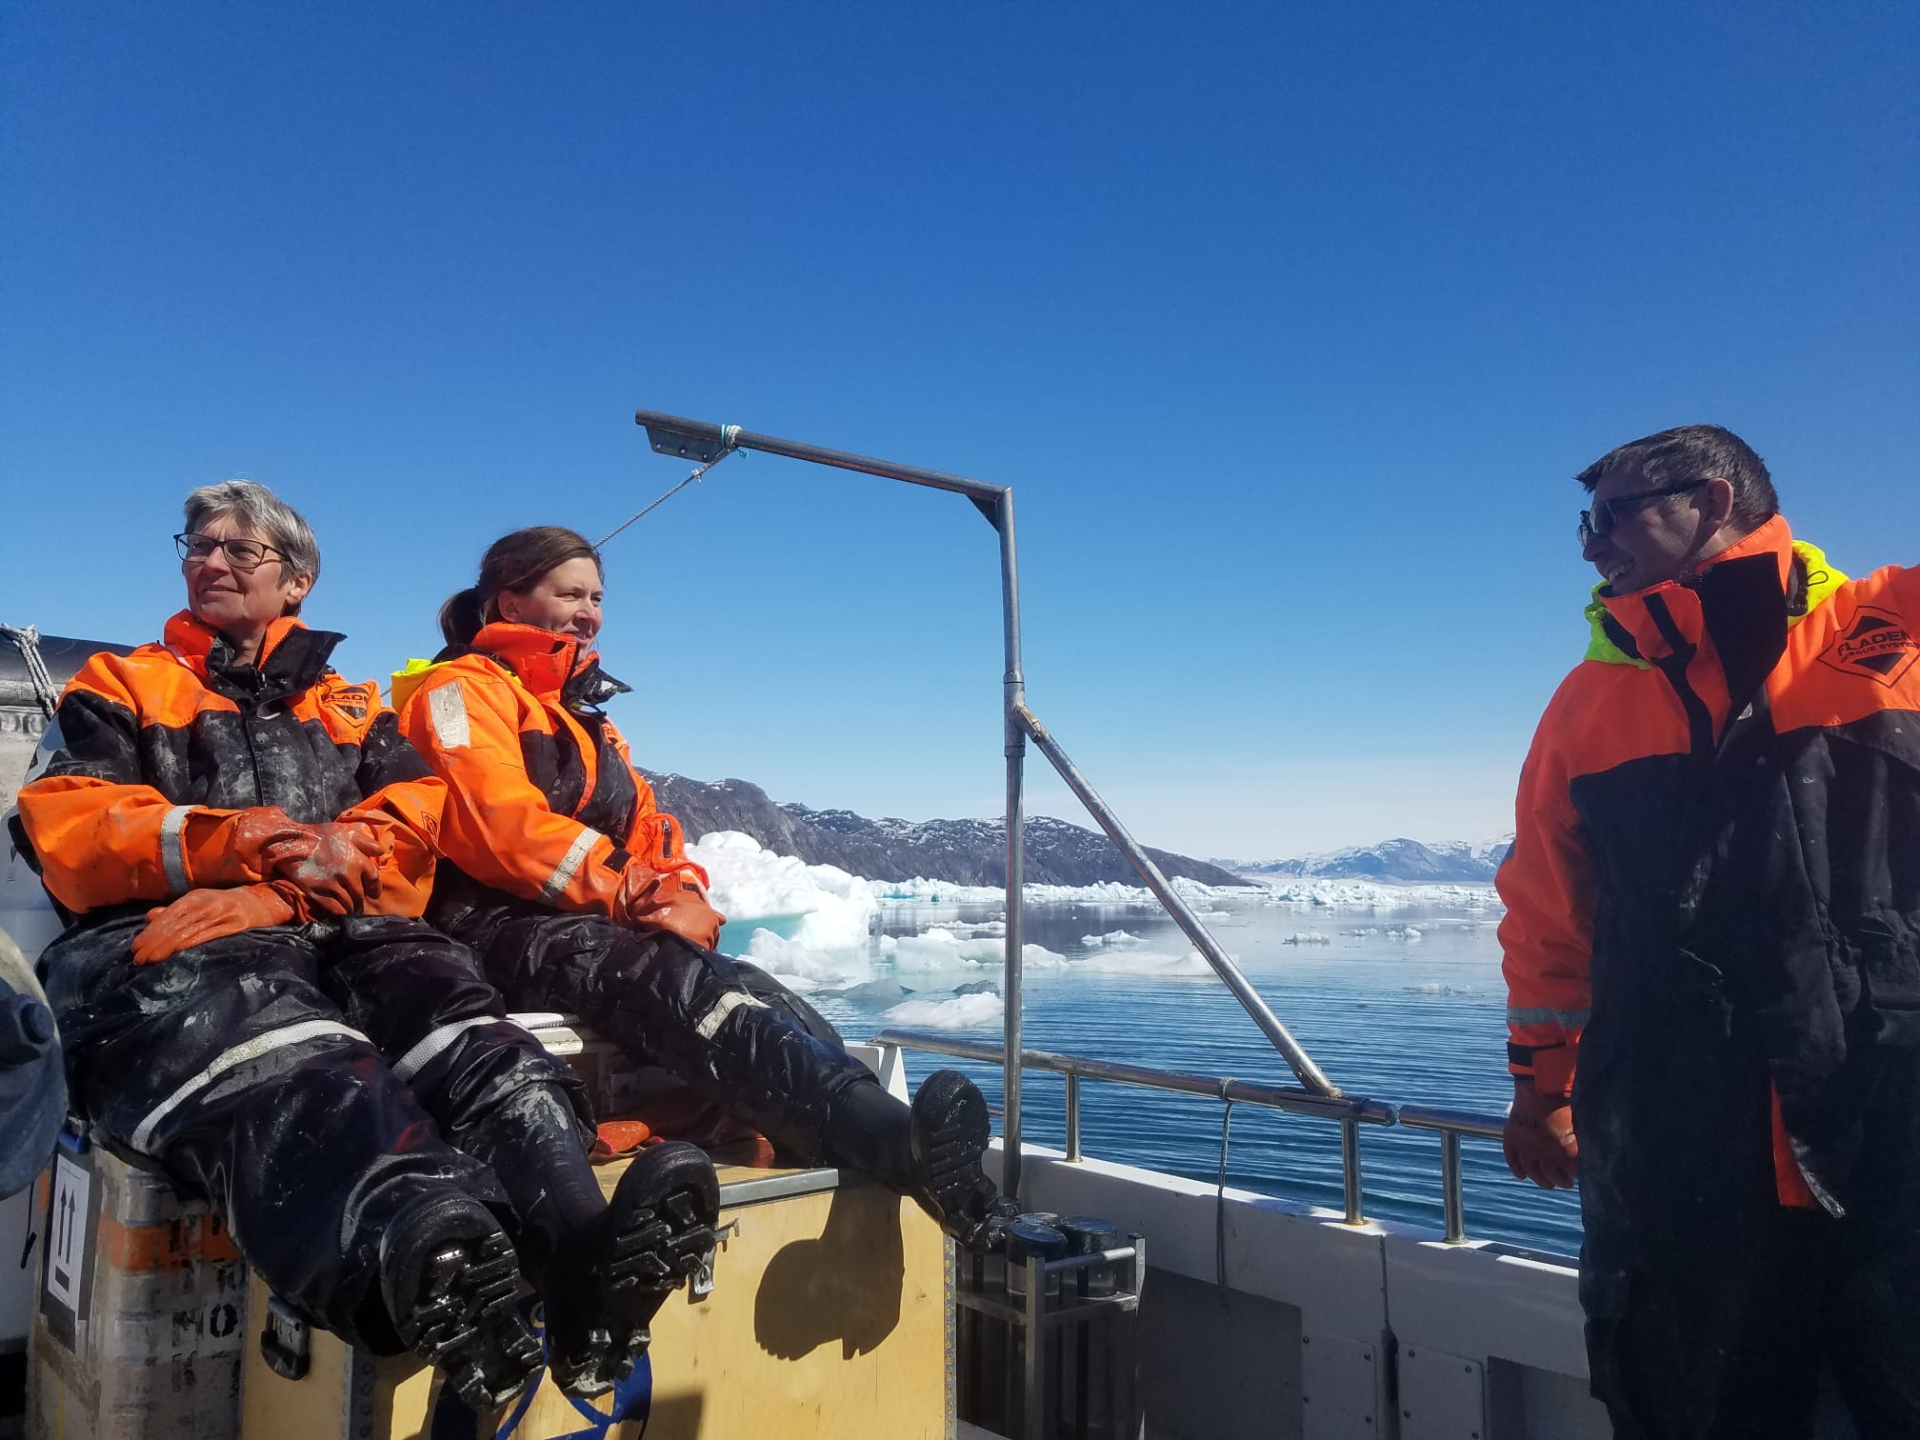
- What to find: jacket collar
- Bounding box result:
[467,621,631,710]
[1583,525,1849,668]
[1591,516,1796,663]
[162,609,342,702]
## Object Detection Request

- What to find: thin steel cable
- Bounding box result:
[375,440,745,704]
[598,427,742,548]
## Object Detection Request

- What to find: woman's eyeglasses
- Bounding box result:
[1578,479,1712,547]
[175,532,287,572]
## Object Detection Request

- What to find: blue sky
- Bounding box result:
[3,3,1916,858]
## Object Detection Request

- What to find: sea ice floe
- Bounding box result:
[740,930,870,992]
[868,875,1245,907]
[928,919,1006,938]
[692,831,877,950]
[883,992,1005,1029]
[883,929,1068,973]
[1257,878,1503,911]
[1068,948,1215,977]
[1080,929,1148,948]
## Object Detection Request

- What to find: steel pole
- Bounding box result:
[1441,1130,1466,1243]
[1013,702,1343,1098]
[634,407,1028,1186]
[998,491,1026,1203]
[635,409,1007,503]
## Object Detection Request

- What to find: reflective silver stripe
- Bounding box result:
[158,806,193,896]
[393,1016,522,1081]
[426,684,470,748]
[1507,1005,1590,1029]
[130,1019,370,1153]
[539,828,603,905]
[694,990,768,1041]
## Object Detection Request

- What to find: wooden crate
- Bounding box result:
[239,1162,952,1440]
[25,1135,247,1440]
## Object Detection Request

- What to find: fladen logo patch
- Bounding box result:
[1817,607,1917,688]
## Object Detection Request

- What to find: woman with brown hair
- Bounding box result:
[14,485,715,1413]
[396,526,1012,1256]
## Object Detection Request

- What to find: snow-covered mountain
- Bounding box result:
[1215,835,1514,883]
[641,772,1251,888]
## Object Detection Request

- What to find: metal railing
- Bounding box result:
[877,1028,1513,1245]
[633,409,1353,1205]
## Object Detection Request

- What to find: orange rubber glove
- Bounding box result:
[132,882,309,965]
[1502,1079,1579,1190]
[263,823,385,917]
[619,868,726,951]
[181,806,322,887]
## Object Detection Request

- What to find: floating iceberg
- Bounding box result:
[692,831,877,951]
[883,992,1005,1029]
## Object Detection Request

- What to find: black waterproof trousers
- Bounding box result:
[442,904,881,1166]
[1583,1056,1920,1440]
[42,910,589,1351]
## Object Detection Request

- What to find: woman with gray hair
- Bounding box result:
[12,482,720,1412]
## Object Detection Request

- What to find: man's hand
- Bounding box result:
[618,867,726,950]
[132,883,305,964]
[263,823,385,916]
[1502,1079,1579,1190]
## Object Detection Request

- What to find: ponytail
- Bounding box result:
[438,587,488,649]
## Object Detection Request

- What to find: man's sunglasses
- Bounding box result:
[175,532,288,572]
[1578,479,1713,547]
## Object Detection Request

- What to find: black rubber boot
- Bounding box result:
[905,1071,1019,1250]
[448,1080,625,1397]
[379,1193,544,1414]
[580,1141,722,1391]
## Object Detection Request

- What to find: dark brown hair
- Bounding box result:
[1576,424,1778,532]
[439,526,603,648]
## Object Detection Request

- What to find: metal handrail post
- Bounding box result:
[1064,1073,1082,1161]
[1013,702,1343,1098]
[1440,1130,1466,1243]
[1340,1119,1366,1226]
[998,491,1026,1203]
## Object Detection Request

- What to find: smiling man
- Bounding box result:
[1496,425,1920,1439]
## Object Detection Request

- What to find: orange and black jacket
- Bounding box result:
[13,612,446,924]
[392,621,707,921]
[1499,516,1920,1221]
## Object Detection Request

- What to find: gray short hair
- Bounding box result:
[182,481,322,611]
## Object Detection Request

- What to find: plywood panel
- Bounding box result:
[240,1165,950,1439]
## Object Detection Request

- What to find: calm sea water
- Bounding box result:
[800,889,1584,1258]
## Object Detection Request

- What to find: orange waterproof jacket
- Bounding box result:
[1499,516,1920,1213]
[15,612,446,921]
[393,622,707,917]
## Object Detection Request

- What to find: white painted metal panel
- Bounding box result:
[1399,1344,1486,1439]
[1382,1231,1589,1379]
[1007,1145,1390,1341]
[1300,1330,1387,1439]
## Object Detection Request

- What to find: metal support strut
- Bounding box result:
[632,407,1355,1209]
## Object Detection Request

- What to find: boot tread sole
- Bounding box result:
[399,1231,542,1412]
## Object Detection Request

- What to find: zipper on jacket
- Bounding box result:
[1644,593,1715,757]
